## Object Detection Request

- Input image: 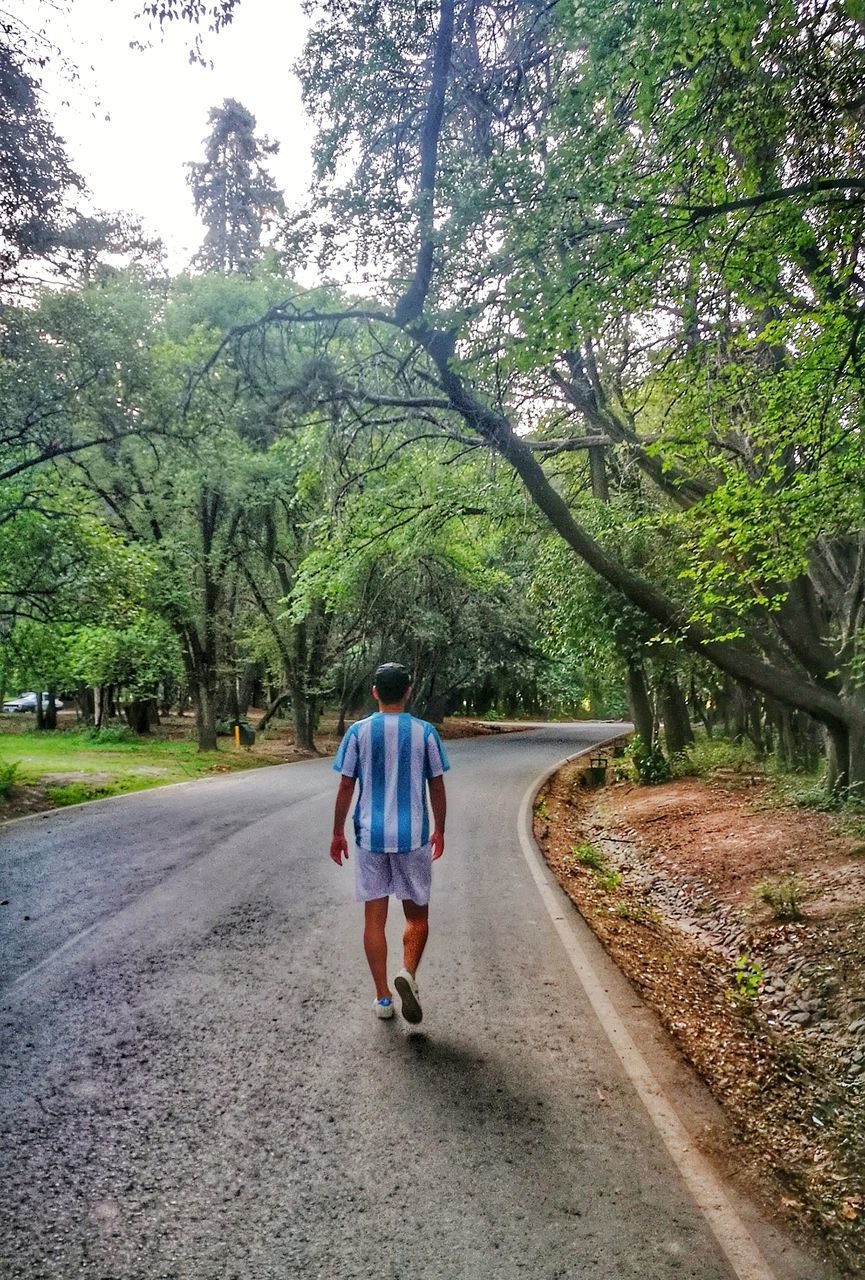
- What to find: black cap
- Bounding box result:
[373,662,412,702]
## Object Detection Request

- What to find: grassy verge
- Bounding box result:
[0,726,283,816]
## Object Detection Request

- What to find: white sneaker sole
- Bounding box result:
[394,972,422,1024]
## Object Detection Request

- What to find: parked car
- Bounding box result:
[2,692,64,713]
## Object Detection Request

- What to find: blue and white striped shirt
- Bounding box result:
[333,712,450,853]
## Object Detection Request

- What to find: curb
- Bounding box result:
[518,736,779,1280]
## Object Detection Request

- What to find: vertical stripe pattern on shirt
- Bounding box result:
[332,711,450,853]
[383,713,401,851]
[397,713,413,853]
[410,716,426,849]
[369,712,386,853]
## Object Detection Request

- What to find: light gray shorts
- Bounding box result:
[354,843,433,905]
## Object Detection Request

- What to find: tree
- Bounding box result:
[224,0,865,790]
[187,99,284,273]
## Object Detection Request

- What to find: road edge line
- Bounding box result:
[518,743,778,1280]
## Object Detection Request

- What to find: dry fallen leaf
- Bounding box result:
[839,1198,861,1222]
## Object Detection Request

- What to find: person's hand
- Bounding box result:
[330,833,349,866]
[431,829,445,861]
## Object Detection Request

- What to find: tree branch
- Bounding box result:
[393,0,455,325]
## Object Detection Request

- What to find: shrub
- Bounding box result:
[571,841,605,870]
[84,725,138,745]
[0,760,19,799]
[594,868,622,892]
[732,955,764,999]
[753,874,806,921]
[627,734,671,784]
[672,736,759,779]
[613,899,660,924]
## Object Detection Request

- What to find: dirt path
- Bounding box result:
[535,762,865,1276]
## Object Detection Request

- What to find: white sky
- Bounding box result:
[30,0,313,269]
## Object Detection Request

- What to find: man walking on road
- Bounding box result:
[330,662,449,1024]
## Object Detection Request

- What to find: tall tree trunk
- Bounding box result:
[236,661,260,717]
[826,722,850,795]
[292,686,316,752]
[775,704,797,771]
[847,707,865,800]
[125,698,158,735]
[660,676,693,754]
[34,694,44,730]
[43,689,58,730]
[626,661,654,747]
[194,676,218,752]
[588,441,609,502]
[732,685,750,742]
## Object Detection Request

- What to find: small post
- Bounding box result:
[234,723,240,748]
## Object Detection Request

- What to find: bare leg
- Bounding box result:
[364,898,390,998]
[402,899,429,976]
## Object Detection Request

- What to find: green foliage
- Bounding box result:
[733,956,765,1000]
[69,619,183,697]
[0,760,19,799]
[626,735,672,785]
[753,875,806,921]
[291,0,865,798]
[672,737,760,779]
[187,99,285,272]
[594,868,623,892]
[571,842,605,870]
[46,781,122,807]
[613,899,661,925]
[83,726,138,745]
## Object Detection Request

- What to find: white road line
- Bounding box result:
[518,744,778,1280]
[7,920,103,989]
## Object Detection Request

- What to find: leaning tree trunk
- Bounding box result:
[626,660,654,747]
[257,690,290,732]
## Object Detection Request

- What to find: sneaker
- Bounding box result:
[373,996,394,1019]
[394,968,422,1024]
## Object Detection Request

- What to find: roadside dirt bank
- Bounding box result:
[535,762,865,1276]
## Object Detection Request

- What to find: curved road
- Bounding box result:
[0,724,833,1279]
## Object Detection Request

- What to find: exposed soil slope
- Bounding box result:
[535,763,865,1276]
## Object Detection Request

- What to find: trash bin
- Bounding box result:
[232,720,256,748]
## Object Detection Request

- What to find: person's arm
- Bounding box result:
[428,774,446,860]
[330,775,356,865]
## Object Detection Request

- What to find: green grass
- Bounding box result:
[593,868,623,892]
[0,760,18,798]
[612,899,661,924]
[671,735,761,779]
[571,841,606,870]
[753,874,807,921]
[0,726,276,809]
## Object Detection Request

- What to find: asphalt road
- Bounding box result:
[0,724,834,1280]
